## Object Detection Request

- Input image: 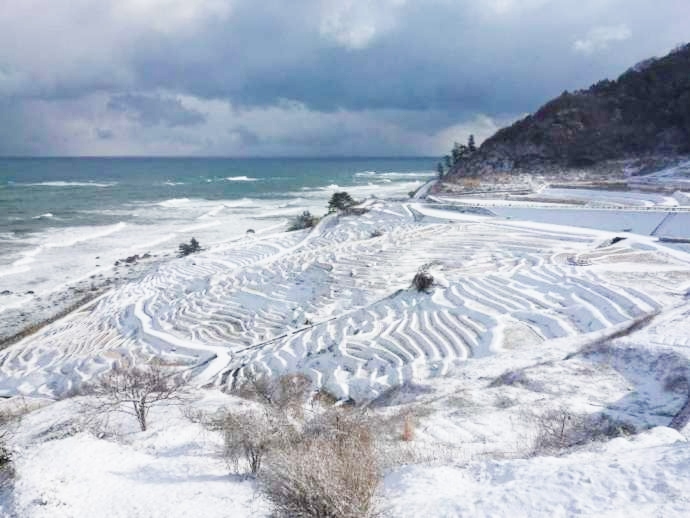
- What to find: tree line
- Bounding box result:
[437,134,477,178]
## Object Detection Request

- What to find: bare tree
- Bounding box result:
[91,363,185,431]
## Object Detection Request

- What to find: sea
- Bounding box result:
[0,157,435,311]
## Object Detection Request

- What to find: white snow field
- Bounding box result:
[1,199,690,516]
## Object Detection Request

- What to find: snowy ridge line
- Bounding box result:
[429,196,690,212]
[0,201,683,400]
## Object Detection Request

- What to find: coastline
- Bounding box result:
[0,251,169,349]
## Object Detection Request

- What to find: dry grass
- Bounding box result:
[401,413,415,442]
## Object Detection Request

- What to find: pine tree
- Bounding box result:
[468,134,476,153]
[328,192,356,213]
[436,162,444,178]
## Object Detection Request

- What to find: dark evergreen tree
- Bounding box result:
[178,237,201,257]
[468,134,477,153]
[327,192,356,213]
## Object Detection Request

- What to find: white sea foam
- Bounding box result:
[197,205,226,220]
[278,198,307,208]
[158,198,191,207]
[22,181,115,188]
[32,213,55,220]
[46,222,128,249]
[222,198,260,208]
[163,181,185,186]
[355,171,434,179]
[0,222,129,281]
[0,179,418,316]
[225,176,257,182]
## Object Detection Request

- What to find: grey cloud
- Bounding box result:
[123,0,689,116]
[107,94,206,127]
[0,1,689,156]
[95,128,115,140]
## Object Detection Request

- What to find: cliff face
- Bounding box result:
[449,43,690,177]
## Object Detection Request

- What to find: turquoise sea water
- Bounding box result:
[0,157,435,299]
[0,157,435,235]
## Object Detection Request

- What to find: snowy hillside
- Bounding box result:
[0,198,689,516]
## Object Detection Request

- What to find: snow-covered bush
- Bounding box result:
[221,373,311,475]
[219,409,294,476]
[233,372,312,418]
[489,369,532,388]
[261,410,380,518]
[287,211,318,231]
[529,407,636,456]
[412,271,433,292]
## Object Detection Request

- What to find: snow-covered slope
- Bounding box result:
[1,200,690,517]
[1,201,684,401]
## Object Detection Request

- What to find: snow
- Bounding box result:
[1,195,690,516]
[381,428,689,518]
[5,395,268,518]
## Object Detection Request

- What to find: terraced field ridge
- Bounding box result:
[0,201,685,401]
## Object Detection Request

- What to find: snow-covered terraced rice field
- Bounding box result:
[0,202,687,400]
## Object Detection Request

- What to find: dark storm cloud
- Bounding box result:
[0,0,688,155]
[107,94,206,127]
[124,1,689,114]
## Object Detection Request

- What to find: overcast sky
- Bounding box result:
[0,0,688,156]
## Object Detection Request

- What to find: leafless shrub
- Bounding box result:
[89,362,186,432]
[311,387,339,407]
[530,407,587,454]
[180,405,207,425]
[260,410,379,518]
[0,408,19,487]
[0,438,12,489]
[494,395,517,409]
[233,372,312,418]
[529,407,636,456]
[489,369,532,388]
[370,382,435,407]
[217,409,295,476]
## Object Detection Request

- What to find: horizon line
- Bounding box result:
[0,155,438,160]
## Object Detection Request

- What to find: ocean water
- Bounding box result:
[0,157,434,308]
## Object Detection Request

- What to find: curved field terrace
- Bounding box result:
[0,201,684,402]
